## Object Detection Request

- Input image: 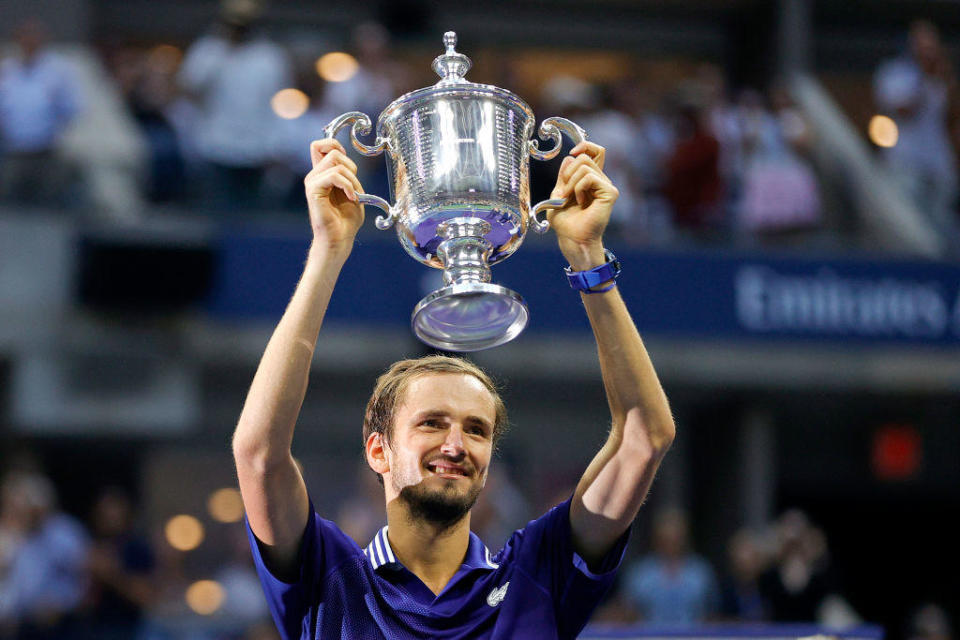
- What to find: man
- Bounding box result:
[874,19,958,237]
[232,136,676,639]
[178,0,291,211]
[0,19,81,204]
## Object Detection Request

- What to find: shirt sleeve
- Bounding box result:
[508,497,631,638]
[244,499,362,640]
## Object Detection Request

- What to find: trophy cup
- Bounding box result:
[324,31,587,351]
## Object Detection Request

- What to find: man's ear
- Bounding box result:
[365,432,390,476]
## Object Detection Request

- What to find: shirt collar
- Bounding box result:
[364,526,499,571]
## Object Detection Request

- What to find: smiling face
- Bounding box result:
[370,373,496,528]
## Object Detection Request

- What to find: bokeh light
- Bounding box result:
[186,580,225,615]
[165,514,205,551]
[208,487,244,523]
[271,88,309,120]
[315,52,359,83]
[868,115,898,148]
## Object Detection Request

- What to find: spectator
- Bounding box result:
[178,0,292,211]
[737,86,821,238]
[699,65,744,225]
[874,20,958,236]
[663,90,723,238]
[719,527,770,622]
[112,45,187,203]
[213,526,270,633]
[0,19,81,206]
[757,509,856,624]
[630,88,677,244]
[80,487,156,640]
[0,471,90,640]
[624,507,719,625]
[334,461,388,547]
[908,603,953,640]
[469,466,530,552]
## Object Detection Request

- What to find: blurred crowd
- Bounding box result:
[1,458,955,640]
[0,465,280,640]
[0,0,841,247]
[593,506,954,640]
[4,5,959,249]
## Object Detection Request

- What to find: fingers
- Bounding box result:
[569,141,605,171]
[319,148,358,176]
[326,170,358,202]
[572,168,618,208]
[306,138,363,203]
[310,138,349,170]
[557,157,604,199]
[557,153,602,192]
[551,142,607,197]
[561,163,618,208]
[305,164,361,202]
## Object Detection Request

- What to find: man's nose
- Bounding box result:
[440,426,466,457]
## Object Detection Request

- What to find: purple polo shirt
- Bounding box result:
[245,497,629,639]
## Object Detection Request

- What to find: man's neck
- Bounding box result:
[385,502,471,596]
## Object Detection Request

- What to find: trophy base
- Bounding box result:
[411,282,528,352]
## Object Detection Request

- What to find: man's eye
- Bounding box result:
[421,419,441,427]
[468,426,488,436]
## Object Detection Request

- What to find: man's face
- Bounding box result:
[381,373,495,527]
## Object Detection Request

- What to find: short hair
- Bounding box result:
[362,355,508,451]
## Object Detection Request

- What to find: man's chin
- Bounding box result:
[398,482,481,529]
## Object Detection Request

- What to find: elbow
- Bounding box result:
[621,409,675,458]
[232,427,286,475]
[653,415,676,454]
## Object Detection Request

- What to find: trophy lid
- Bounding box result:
[432,32,472,84]
[375,31,534,130]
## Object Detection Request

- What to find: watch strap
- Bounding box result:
[565,249,621,292]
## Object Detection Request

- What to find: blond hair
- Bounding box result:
[362,355,508,449]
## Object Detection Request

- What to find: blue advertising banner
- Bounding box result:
[206,226,960,348]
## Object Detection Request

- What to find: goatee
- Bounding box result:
[398,482,482,531]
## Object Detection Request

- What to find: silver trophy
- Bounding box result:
[324,31,587,351]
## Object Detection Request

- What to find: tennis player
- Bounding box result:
[232,137,676,639]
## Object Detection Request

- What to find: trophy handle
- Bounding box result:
[527,118,588,233]
[359,194,399,230]
[528,197,565,234]
[528,116,587,161]
[324,112,396,229]
[324,111,389,157]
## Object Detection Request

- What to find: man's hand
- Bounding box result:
[305,139,365,256]
[546,141,619,270]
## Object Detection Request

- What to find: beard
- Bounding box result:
[397,479,482,531]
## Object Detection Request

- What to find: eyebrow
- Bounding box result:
[412,409,492,430]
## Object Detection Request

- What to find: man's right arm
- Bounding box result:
[232,139,363,579]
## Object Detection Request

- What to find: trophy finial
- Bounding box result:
[443,31,457,53]
[432,30,471,83]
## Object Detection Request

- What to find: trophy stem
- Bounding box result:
[436,218,492,286]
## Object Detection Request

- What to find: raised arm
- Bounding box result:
[232,139,364,577]
[547,142,676,567]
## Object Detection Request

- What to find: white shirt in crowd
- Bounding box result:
[178,34,292,168]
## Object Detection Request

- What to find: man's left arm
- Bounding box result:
[547,142,676,568]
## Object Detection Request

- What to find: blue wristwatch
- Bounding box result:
[565,249,621,293]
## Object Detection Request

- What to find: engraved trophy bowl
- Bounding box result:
[324,31,587,351]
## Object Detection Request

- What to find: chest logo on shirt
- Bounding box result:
[486,581,509,607]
